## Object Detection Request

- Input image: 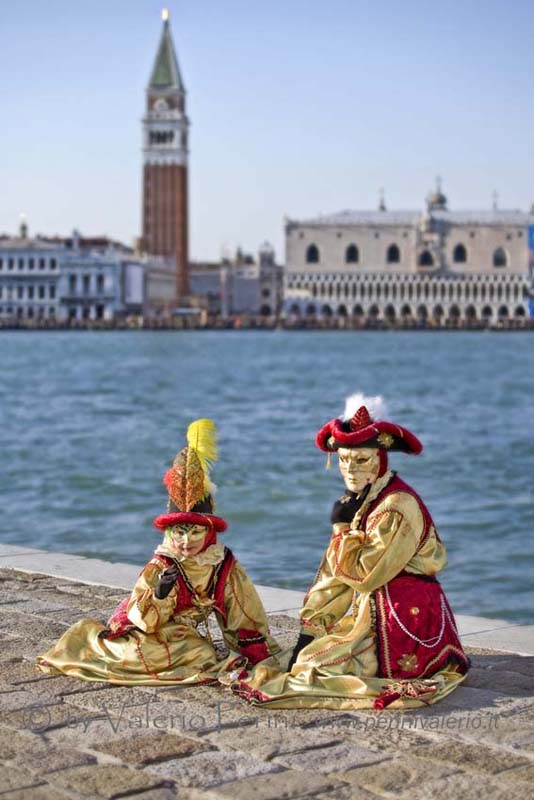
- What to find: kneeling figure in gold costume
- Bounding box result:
[235,395,470,710]
[36,420,279,686]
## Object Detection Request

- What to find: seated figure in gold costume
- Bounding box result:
[36,420,279,686]
[234,395,470,710]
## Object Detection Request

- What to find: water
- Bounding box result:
[1,330,533,624]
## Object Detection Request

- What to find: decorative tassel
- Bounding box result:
[326,452,332,469]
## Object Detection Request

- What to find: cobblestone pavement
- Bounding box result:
[0,567,533,799]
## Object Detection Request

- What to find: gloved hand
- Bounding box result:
[330,484,371,524]
[154,564,180,599]
[287,632,314,670]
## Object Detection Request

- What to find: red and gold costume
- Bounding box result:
[36,420,279,685]
[235,397,469,710]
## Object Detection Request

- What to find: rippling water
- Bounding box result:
[1,331,533,624]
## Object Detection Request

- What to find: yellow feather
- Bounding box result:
[186,419,218,484]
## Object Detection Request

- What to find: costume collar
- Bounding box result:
[154,541,225,567]
[350,469,395,529]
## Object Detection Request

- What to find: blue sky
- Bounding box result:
[1,0,533,261]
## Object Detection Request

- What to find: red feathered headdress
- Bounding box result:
[153,419,227,534]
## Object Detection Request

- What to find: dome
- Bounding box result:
[428,190,447,210]
[426,177,448,210]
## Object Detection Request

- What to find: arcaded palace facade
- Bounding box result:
[283,185,533,323]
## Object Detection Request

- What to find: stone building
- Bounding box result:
[57,233,152,322]
[0,221,63,323]
[283,184,533,324]
[0,225,152,324]
[189,243,283,318]
[58,242,124,323]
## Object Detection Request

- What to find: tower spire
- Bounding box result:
[141,10,190,303]
[378,187,386,212]
[149,10,185,92]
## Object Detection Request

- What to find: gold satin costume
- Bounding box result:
[36,542,279,686]
[236,470,468,710]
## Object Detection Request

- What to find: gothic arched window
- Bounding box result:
[453,244,467,263]
[387,244,400,264]
[345,244,359,264]
[306,244,320,264]
[493,247,507,267]
[418,250,434,267]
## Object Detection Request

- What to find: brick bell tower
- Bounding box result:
[141,9,190,301]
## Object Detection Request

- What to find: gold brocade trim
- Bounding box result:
[351,593,359,617]
[420,644,467,676]
[301,634,361,662]
[134,637,161,681]
[238,634,266,644]
[376,589,393,678]
[366,509,405,535]
[368,593,377,633]
[350,470,394,529]
[319,653,354,668]
[379,678,438,703]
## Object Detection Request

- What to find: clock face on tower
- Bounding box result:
[154,98,168,112]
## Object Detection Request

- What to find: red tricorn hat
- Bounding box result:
[316,400,422,455]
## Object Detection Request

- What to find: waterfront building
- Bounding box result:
[139,9,189,303]
[283,183,534,324]
[0,221,63,323]
[189,243,283,318]
[0,225,153,324]
[57,232,147,322]
[143,255,176,317]
[58,242,124,323]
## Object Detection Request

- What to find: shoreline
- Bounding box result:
[1,323,533,333]
[1,544,533,656]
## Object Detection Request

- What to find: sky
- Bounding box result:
[1,0,534,262]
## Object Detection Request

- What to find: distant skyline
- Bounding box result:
[2,0,534,262]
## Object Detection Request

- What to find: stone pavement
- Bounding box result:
[0,565,533,800]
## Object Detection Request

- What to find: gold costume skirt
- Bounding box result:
[36,617,241,686]
[235,596,467,710]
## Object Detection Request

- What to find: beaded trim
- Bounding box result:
[384,583,447,648]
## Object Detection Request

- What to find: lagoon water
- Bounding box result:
[1,330,533,624]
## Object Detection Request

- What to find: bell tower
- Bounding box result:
[141,8,190,300]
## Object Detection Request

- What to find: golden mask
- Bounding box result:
[165,524,208,558]
[337,447,381,493]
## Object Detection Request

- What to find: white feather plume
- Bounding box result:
[342,393,387,422]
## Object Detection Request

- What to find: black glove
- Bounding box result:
[287,632,314,670]
[154,564,180,599]
[330,484,371,524]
